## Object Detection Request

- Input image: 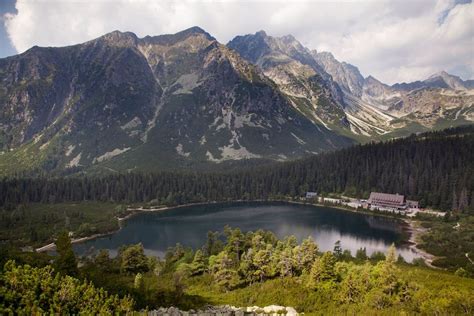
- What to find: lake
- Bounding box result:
[74,202,420,261]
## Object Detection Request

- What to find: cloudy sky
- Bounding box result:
[1,0,473,84]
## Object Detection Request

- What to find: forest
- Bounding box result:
[1,228,473,314]
[1,125,473,212]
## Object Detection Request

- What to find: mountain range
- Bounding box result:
[0,26,472,175]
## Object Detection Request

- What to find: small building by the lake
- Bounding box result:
[407,200,419,209]
[305,192,318,199]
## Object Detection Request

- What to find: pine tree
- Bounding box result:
[333,240,343,259]
[386,244,397,264]
[134,273,144,291]
[212,251,240,291]
[120,244,149,274]
[54,231,78,277]
[190,249,206,275]
[309,251,337,288]
[452,189,458,211]
[458,188,469,211]
[297,236,319,273]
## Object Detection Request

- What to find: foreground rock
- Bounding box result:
[148,305,298,316]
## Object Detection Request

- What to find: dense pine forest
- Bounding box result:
[1,125,473,211]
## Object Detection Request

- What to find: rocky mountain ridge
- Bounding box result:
[230,32,473,137]
[0,27,353,175]
[0,27,472,175]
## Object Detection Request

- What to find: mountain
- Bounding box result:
[392,71,470,91]
[307,49,474,135]
[0,27,354,175]
[311,51,365,97]
[0,27,472,175]
[229,33,396,136]
[231,31,474,138]
[228,31,350,133]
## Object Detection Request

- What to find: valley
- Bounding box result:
[1,20,473,315]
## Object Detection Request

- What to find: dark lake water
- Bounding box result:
[74,202,420,261]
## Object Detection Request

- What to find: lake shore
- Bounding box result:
[403,219,440,268]
[35,202,220,252]
[36,199,436,266]
[35,231,117,252]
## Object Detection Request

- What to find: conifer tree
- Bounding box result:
[333,240,343,259]
[190,249,206,275]
[54,231,78,277]
[309,251,337,288]
[134,273,144,291]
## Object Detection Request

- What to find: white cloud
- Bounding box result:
[3,0,473,84]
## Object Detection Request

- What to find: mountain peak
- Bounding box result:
[99,30,138,46]
[425,70,466,90]
[141,26,215,46]
[365,75,381,83]
[281,34,297,43]
[316,51,335,60]
[256,30,268,37]
[428,70,450,79]
[177,26,214,38]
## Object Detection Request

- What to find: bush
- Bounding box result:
[0,260,134,314]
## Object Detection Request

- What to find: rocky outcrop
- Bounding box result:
[228,31,348,129]
[148,305,298,316]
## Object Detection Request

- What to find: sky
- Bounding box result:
[1,0,473,85]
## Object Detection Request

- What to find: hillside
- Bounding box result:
[1,228,473,314]
[2,126,473,212]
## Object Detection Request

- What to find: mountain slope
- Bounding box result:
[309,50,474,136]
[229,33,401,137]
[0,27,472,175]
[228,32,350,134]
[0,27,354,175]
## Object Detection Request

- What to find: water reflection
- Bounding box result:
[74,202,419,261]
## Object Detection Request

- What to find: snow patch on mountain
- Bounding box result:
[176,143,191,157]
[121,117,142,130]
[67,152,82,168]
[206,130,261,162]
[65,145,75,157]
[291,132,306,145]
[218,145,261,161]
[94,147,131,163]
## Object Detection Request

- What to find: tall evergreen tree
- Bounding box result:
[54,231,78,277]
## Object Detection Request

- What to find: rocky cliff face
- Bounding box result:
[228,31,348,131]
[310,49,474,135]
[312,51,365,98]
